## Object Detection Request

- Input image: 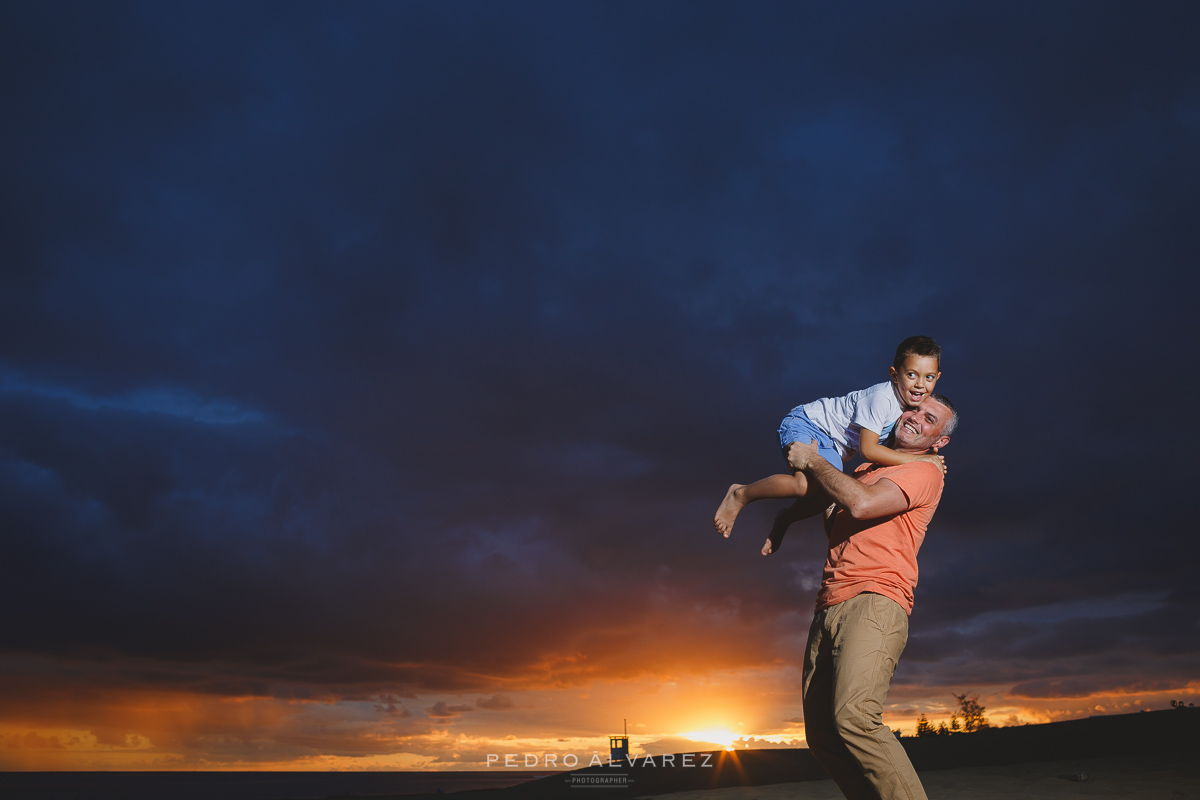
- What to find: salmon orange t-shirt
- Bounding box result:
[815,460,945,615]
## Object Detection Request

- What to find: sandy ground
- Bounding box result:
[638,752,1200,800]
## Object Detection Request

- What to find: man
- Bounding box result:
[784,393,957,800]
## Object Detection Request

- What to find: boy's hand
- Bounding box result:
[786,439,820,472]
[915,452,946,474]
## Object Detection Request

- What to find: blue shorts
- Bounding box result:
[777,408,843,472]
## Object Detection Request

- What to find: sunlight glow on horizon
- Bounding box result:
[679,728,738,750]
[2,675,1195,770]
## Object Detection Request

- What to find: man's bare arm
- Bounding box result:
[787,440,910,520]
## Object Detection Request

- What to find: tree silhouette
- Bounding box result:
[953,693,990,732]
[915,714,935,737]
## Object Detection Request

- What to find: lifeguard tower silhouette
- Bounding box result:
[609,719,629,762]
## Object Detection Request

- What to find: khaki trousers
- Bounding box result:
[802,592,927,800]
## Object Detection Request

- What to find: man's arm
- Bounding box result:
[787,440,910,520]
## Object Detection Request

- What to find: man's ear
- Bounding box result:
[931,435,949,452]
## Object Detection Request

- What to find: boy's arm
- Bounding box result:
[858,428,946,474]
[787,440,911,520]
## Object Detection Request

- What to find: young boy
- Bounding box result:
[714,336,945,553]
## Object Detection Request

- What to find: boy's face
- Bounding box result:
[889,354,941,409]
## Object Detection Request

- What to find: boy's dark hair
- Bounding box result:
[929,392,958,436]
[893,335,942,370]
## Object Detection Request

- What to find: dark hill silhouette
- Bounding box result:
[361,707,1198,800]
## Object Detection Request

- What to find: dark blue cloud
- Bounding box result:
[1,0,1198,711]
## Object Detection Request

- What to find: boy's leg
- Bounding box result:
[714,471,811,536]
[761,492,828,555]
[715,406,841,538]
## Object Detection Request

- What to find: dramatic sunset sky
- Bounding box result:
[2,0,1198,772]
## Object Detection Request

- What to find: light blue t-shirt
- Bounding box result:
[799,381,904,459]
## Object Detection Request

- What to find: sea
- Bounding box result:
[0,770,557,800]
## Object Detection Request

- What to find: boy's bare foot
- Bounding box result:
[761,506,794,555]
[714,484,746,537]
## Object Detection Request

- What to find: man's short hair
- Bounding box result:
[893,335,941,370]
[929,392,958,436]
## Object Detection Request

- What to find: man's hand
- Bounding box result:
[786,439,821,472]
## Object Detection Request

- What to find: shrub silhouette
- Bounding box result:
[954,693,990,732]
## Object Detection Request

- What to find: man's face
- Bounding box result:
[893,398,951,452]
